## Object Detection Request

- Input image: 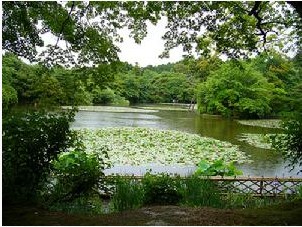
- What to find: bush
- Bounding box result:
[111,94,130,106]
[2,109,77,201]
[46,149,107,203]
[141,173,182,205]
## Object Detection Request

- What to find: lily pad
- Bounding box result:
[74,127,252,167]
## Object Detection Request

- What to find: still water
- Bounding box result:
[72,107,301,177]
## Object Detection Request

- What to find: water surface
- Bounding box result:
[72,106,301,177]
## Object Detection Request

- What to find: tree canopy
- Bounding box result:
[2,1,301,67]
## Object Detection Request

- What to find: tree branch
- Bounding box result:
[248,2,267,47]
[55,1,75,48]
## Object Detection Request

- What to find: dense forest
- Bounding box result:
[3,50,302,119]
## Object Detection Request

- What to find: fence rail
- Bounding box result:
[104,175,302,197]
[205,176,302,196]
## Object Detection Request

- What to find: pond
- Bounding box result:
[71,105,301,177]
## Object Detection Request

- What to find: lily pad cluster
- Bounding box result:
[237,133,274,149]
[237,119,282,129]
[75,127,251,167]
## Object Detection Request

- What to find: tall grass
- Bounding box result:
[108,175,301,212]
[180,175,223,208]
[110,177,144,212]
[223,193,284,209]
[110,174,223,210]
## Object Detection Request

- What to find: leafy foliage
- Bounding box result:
[2,109,77,201]
[2,84,18,113]
[142,173,182,205]
[197,60,279,118]
[271,114,302,174]
[48,150,106,203]
[2,2,301,65]
[3,52,301,120]
[195,159,243,177]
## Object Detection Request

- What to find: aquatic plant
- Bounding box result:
[237,133,274,149]
[75,127,251,167]
[237,119,282,128]
[194,159,243,177]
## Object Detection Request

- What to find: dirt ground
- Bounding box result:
[3,200,302,226]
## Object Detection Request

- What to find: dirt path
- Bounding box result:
[3,200,302,226]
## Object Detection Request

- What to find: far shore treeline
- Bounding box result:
[3,51,302,119]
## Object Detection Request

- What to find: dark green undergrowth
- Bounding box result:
[2,109,77,202]
[108,174,300,213]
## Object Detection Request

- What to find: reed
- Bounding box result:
[110,177,144,212]
[180,175,223,208]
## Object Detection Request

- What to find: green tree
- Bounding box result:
[2,2,301,66]
[2,53,38,104]
[73,80,93,105]
[197,61,276,118]
[2,54,19,112]
[29,74,65,107]
[251,52,301,115]
[51,66,78,105]
[116,71,140,104]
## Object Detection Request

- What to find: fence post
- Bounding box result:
[259,176,264,196]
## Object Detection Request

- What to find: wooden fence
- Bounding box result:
[203,176,302,196]
[104,175,302,197]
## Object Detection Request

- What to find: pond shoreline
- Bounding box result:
[61,105,159,113]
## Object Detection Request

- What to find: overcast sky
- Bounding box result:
[117,18,186,67]
[37,17,186,67]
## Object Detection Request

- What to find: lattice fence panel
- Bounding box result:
[104,175,302,197]
[205,176,302,196]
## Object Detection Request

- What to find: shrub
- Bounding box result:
[93,87,116,104]
[141,173,182,205]
[111,94,130,106]
[47,149,108,203]
[2,109,77,201]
